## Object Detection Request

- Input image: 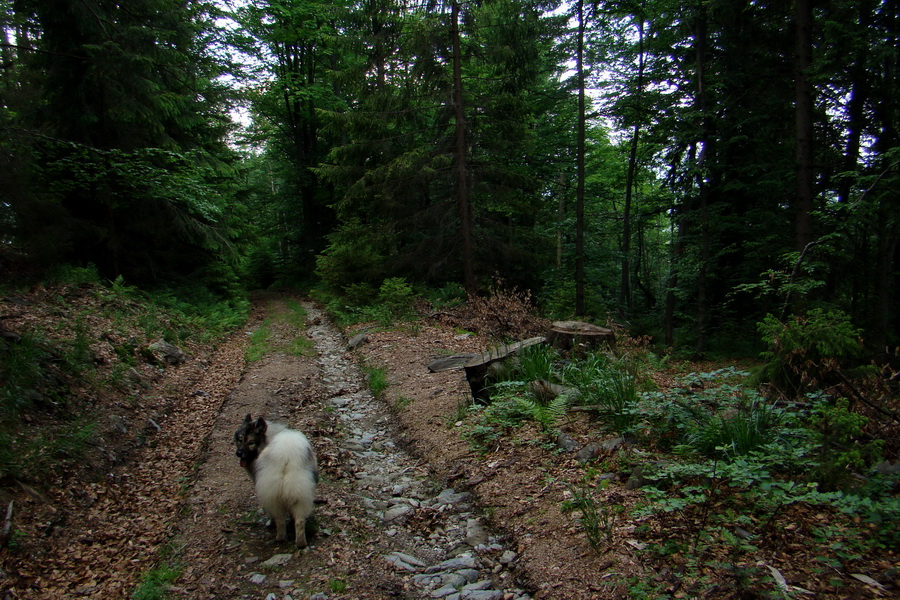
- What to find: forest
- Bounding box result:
[1,1,899,598]
[0,0,897,355]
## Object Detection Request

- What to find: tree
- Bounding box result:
[1,0,241,285]
[451,0,476,296]
[316,0,565,295]
[236,0,347,280]
[794,0,815,252]
[574,0,586,315]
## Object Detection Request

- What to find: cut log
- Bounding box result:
[546,320,614,353]
[462,337,545,402]
[427,354,478,372]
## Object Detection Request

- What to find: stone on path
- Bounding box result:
[260,553,292,568]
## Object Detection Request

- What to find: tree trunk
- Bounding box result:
[694,1,710,354]
[620,18,644,314]
[794,0,815,251]
[452,0,476,297]
[574,0,586,316]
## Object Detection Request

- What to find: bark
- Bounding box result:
[574,0,586,316]
[620,18,645,314]
[452,0,476,297]
[794,0,815,251]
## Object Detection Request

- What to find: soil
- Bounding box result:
[0,289,896,600]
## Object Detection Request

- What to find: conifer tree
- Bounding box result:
[1,0,240,284]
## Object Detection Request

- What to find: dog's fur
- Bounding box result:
[234,414,318,548]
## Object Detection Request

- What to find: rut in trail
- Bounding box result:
[173,297,532,600]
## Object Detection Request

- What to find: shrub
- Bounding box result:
[428,282,467,308]
[757,308,863,396]
[376,277,415,321]
[563,352,640,434]
[806,396,883,491]
[686,394,785,458]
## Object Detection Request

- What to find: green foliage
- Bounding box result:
[427,282,467,308]
[315,277,417,327]
[684,396,784,459]
[246,320,272,363]
[562,485,622,553]
[59,317,93,377]
[363,365,389,399]
[132,562,183,600]
[314,222,388,292]
[376,278,415,322]
[465,380,571,451]
[806,397,883,491]
[639,368,778,455]
[563,352,641,434]
[537,275,609,321]
[756,309,863,396]
[0,419,97,482]
[44,263,104,287]
[0,333,46,416]
[147,286,250,343]
[497,344,559,385]
[630,368,898,567]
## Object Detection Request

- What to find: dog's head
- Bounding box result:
[234,414,267,469]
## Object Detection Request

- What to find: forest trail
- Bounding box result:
[169,296,531,599]
[1,290,625,600]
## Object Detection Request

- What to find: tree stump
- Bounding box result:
[546,321,614,354]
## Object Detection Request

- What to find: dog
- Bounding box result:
[234,414,318,548]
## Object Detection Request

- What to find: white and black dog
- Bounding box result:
[234,414,318,548]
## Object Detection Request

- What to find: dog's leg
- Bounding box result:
[272,512,287,543]
[294,516,307,548]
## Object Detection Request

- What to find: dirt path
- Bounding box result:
[4,290,893,599]
[2,291,617,600]
[170,297,531,600]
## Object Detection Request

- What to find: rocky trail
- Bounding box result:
[170,298,531,600]
[2,290,620,600]
[4,290,892,600]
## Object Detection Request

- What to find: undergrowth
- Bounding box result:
[452,304,897,598]
[0,267,248,483]
[314,277,416,327]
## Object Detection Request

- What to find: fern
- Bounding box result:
[518,394,570,430]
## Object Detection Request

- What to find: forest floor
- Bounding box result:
[0,289,896,599]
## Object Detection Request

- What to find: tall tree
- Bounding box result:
[1,0,239,283]
[238,0,345,278]
[574,0,586,315]
[619,13,644,314]
[794,0,815,252]
[316,0,564,294]
[451,0,476,296]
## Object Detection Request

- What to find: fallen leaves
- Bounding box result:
[0,285,253,598]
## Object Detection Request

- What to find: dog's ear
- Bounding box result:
[243,414,253,426]
[254,416,267,434]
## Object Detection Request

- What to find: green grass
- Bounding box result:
[288,337,315,357]
[245,320,272,362]
[363,364,388,398]
[284,299,309,328]
[131,563,182,600]
[0,332,45,415]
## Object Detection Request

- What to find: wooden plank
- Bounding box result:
[462,336,546,367]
